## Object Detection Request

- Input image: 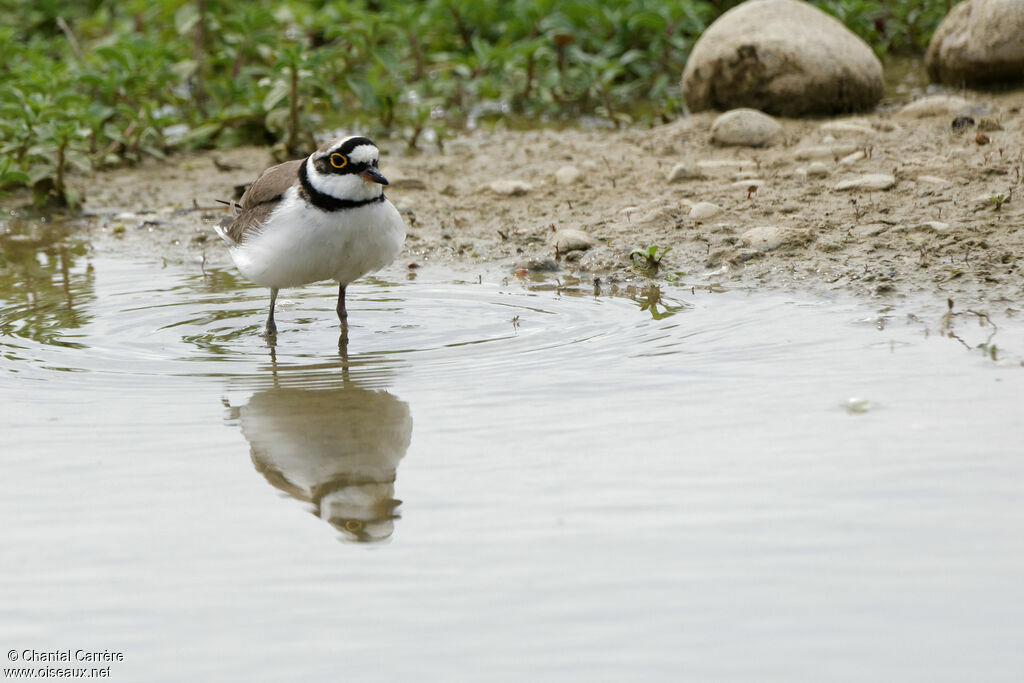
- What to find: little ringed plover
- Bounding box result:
[216,136,406,336]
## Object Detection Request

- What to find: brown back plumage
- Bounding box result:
[218,159,304,245]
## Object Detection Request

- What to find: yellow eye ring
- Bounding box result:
[330,153,348,169]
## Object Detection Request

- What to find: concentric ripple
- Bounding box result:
[0,253,702,389]
[3,242,1020,396]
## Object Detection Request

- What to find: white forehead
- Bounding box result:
[348,144,378,164]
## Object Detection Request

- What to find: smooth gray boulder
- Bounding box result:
[681,0,883,116]
[925,0,1024,86]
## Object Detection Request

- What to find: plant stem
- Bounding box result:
[408,30,425,79]
[288,62,299,153]
[193,0,208,118]
[55,139,66,203]
[522,52,534,103]
[56,17,84,61]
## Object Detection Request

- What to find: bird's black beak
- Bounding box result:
[359,167,389,185]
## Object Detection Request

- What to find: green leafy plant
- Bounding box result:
[630,244,672,274]
[988,193,1010,211]
[0,0,959,205]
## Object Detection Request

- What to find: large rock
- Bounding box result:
[681,0,883,116]
[925,0,1024,85]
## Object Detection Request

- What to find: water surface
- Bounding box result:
[2,219,1023,681]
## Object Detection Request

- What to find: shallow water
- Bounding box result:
[2,218,1023,682]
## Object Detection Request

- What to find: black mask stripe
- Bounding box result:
[298,160,386,212]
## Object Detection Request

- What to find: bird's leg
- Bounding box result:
[336,284,348,326]
[264,287,279,337]
[338,327,349,361]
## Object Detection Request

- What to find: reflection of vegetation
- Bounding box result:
[633,285,685,320]
[940,299,1002,363]
[0,218,94,347]
[2,1,954,204]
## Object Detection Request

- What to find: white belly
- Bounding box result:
[231,188,406,289]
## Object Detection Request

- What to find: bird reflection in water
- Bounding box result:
[224,336,412,543]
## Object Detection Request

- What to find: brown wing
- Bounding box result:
[216,202,280,245]
[239,159,303,209]
[217,159,303,245]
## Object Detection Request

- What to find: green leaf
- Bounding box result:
[171,59,198,81]
[3,169,30,184]
[346,77,380,109]
[63,186,82,210]
[264,108,289,136]
[65,151,92,173]
[27,163,55,185]
[262,80,290,112]
[174,4,200,36]
[177,123,222,147]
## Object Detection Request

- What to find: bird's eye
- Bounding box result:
[329,153,348,169]
[344,520,364,532]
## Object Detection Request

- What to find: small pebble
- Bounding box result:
[806,162,830,178]
[835,174,896,191]
[851,223,888,238]
[839,150,866,166]
[740,225,796,252]
[519,257,559,272]
[637,207,675,226]
[977,117,1003,132]
[793,144,858,160]
[845,397,872,414]
[710,108,784,147]
[689,202,721,221]
[819,121,875,136]
[898,95,971,118]
[489,179,532,195]
[951,115,975,131]
[554,165,582,185]
[666,161,702,182]
[550,229,596,253]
